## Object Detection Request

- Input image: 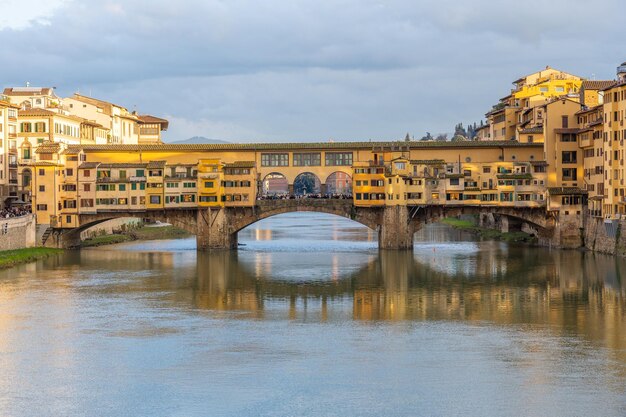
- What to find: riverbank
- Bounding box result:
[81,225,191,247]
[441,217,535,243]
[0,247,63,270]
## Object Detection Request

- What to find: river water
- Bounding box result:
[1,213,625,416]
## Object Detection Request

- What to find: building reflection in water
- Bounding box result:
[192,245,626,356]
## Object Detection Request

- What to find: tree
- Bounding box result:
[419,132,433,141]
[404,133,411,142]
[451,134,467,142]
[435,133,448,141]
[454,123,467,137]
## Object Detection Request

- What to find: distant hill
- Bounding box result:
[168,136,231,145]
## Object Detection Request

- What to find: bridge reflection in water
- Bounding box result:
[192,245,626,346]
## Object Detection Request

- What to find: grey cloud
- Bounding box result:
[1,0,625,141]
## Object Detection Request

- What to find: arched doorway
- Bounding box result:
[326,172,352,196]
[262,173,289,197]
[293,172,321,196]
[21,168,32,203]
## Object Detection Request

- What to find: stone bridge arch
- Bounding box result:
[196,200,412,250]
[410,205,557,240]
[50,209,199,248]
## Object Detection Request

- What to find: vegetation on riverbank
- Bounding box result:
[81,225,191,248]
[440,217,535,243]
[0,247,63,270]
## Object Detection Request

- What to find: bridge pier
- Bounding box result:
[196,207,238,250]
[379,206,414,250]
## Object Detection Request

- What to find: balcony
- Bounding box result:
[9,179,18,185]
[8,163,18,169]
[97,177,130,183]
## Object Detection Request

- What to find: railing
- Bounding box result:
[8,179,18,185]
[97,177,129,183]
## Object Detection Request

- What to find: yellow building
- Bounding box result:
[601,63,626,216]
[576,105,604,217]
[0,95,19,206]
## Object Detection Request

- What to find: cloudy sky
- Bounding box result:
[1,0,625,142]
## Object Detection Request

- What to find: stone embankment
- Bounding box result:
[0,214,36,251]
[584,216,626,256]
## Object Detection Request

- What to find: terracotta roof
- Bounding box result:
[63,140,543,153]
[34,142,61,154]
[3,87,54,96]
[224,161,256,169]
[70,93,125,113]
[26,161,60,167]
[601,80,626,91]
[18,107,87,123]
[410,159,445,165]
[548,187,588,195]
[554,128,580,134]
[519,127,543,134]
[98,163,147,169]
[530,161,548,166]
[18,108,56,117]
[581,80,616,90]
[137,115,169,130]
[146,160,166,169]
[78,162,100,169]
[575,105,603,115]
[474,124,489,131]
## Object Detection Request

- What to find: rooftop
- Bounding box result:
[63,140,542,154]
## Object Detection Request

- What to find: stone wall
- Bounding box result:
[0,214,36,251]
[584,216,626,257]
[80,217,142,240]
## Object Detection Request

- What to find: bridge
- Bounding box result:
[50,198,562,250]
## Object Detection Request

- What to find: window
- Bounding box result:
[36,204,47,211]
[38,169,45,176]
[80,199,94,207]
[325,152,353,166]
[66,168,74,176]
[63,200,77,209]
[483,166,491,174]
[136,169,145,177]
[39,185,45,192]
[83,170,90,177]
[449,178,459,186]
[200,196,218,202]
[562,168,577,181]
[562,151,577,164]
[119,170,126,179]
[23,148,31,159]
[261,153,289,167]
[166,182,179,188]
[183,182,196,188]
[119,184,126,191]
[293,153,321,166]
[150,195,161,204]
[562,116,569,128]
[97,184,116,191]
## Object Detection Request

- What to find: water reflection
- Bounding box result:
[2,215,626,416]
[191,243,626,344]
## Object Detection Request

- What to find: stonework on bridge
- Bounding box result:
[47,198,577,251]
